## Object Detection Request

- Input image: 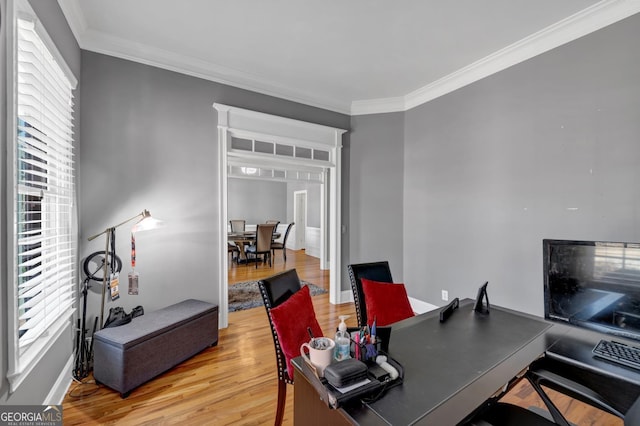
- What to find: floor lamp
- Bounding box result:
[87,209,163,329]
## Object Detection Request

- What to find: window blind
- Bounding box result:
[15,17,76,351]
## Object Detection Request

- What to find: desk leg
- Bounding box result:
[294,370,352,425]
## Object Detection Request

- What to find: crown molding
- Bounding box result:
[81,29,352,114]
[352,0,640,115]
[56,0,87,42]
[58,0,351,115]
[350,96,406,116]
[59,0,639,117]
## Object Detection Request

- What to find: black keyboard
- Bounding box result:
[593,339,640,370]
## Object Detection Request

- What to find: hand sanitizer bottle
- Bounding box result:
[335,315,351,361]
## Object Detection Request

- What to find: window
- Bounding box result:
[7,2,78,392]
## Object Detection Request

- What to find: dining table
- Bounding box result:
[228,230,281,263]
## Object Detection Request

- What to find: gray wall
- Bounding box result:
[403,13,640,316]
[228,178,287,224]
[1,0,81,404]
[227,179,323,229]
[286,181,322,228]
[79,51,350,325]
[347,112,405,281]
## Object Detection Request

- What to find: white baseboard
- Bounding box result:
[340,290,353,304]
[47,355,74,405]
[409,297,438,314]
[305,227,321,258]
[337,291,437,316]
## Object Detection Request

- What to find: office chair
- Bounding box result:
[347,261,394,327]
[464,356,640,426]
[258,269,323,426]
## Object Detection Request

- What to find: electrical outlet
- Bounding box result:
[441,290,449,302]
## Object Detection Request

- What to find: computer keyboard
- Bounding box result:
[593,339,640,370]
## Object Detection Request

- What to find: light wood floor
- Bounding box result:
[227,248,329,287]
[62,250,622,425]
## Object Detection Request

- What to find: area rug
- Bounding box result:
[228,280,327,312]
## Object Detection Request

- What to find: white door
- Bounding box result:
[294,191,307,250]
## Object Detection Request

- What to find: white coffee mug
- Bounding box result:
[300,337,335,377]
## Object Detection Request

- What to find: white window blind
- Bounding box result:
[14,17,76,353]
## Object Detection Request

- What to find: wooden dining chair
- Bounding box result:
[245,223,276,268]
[271,222,294,262]
[227,242,239,263]
[229,219,245,232]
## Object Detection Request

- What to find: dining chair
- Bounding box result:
[347,261,394,327]
[271,222,294,262]
[266,220,280,239]
[227,242,239,263]
[245,223,276,268]
[229,219,246,232]
[258,269,323,426]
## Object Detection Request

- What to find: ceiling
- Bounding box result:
[58,0,639,115]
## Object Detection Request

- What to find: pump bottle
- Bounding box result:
[335,315,351,361]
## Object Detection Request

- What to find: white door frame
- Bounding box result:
[214,103,346,328]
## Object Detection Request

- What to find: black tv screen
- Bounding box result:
[543,239,640,341]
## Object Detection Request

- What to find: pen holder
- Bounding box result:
[351,338,381,362]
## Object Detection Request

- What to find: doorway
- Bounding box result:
[215,103,346,328]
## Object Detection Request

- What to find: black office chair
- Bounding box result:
[258,269,304,426]
[464,356,640,426]
[347,261,393,327]
[466,401,558,426]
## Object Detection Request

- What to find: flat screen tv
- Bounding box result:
[543,239,640,341]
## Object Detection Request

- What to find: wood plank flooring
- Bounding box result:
[62,250,622,425]
[227,248,329,288]
[500,379,622,426]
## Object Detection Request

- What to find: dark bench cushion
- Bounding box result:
[95,299,217,349]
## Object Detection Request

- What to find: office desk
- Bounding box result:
[542,325,640,414]
[293,299,555,425]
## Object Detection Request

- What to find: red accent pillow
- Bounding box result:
[361,278,415,326]
[269,285,324,379]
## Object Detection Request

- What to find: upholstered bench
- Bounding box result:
[93,299,218,397]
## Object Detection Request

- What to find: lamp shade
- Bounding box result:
[131,209,164,233]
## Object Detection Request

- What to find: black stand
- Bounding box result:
[73,251,122,380]
[73,278,98,380]
[473,281,490,315]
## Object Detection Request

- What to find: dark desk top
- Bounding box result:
[346,299,552,425]
[295,299,640,425]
